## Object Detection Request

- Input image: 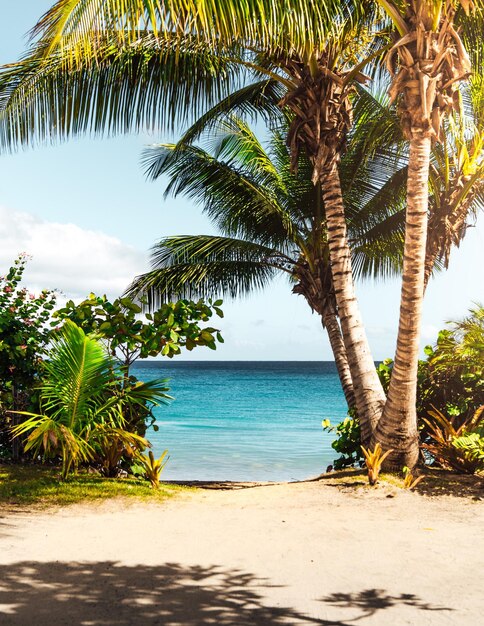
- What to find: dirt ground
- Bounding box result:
[0,476,482,625]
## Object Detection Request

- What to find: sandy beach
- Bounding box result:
[0,478,482,625]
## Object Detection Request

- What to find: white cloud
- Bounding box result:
[0,206,148,299]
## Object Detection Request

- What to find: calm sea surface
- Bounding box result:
[131,361,347,482]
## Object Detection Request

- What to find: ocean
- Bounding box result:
[131,361,348,482]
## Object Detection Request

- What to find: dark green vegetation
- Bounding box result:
[0,256,223,483]
[0,255,57,458]
[325,306,484,475]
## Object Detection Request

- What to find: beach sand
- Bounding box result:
[0,477,482,625]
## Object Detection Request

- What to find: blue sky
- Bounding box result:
[0,1,482,361]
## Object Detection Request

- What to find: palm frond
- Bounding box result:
[0,33,243,148]
[177,79,285,146]
[209,116,283,189]
[40,321,118,429]
[127,234,294,305]
[30,0,348,60]
[350,211,405,279]
[346,84,405,174]
[345,163,408,233]
[142,141,299,247]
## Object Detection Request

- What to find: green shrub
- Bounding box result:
[54,293,223,438]
[322,413,363,469]
[422,406,484,474]
[328,306,484,472]
[377,305,484,428]
[0,255,57,458]
[11,322,165,479]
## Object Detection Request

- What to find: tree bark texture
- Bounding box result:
[293,256,356,410]
[374,133,431,469]
[321,164,386,445]
[280,54,386,443]
[320,307,355,409]
[376,3,472,468]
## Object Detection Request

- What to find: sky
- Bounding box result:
[0,1,482,361]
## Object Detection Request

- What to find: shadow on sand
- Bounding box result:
[0,561,453,625]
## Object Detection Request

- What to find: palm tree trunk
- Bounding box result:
[321,163,386,445]
[320,307,355,409]
[374,134,431,469]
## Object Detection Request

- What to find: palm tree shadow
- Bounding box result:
[0,562,454,625]
[320,588,454,621]
[0,561,347,625]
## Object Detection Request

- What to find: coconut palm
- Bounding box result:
[353,72,484,290]
[2,1,482,466]
[0,0,390,442]
[371,0,482,467]
[127,115,407,424]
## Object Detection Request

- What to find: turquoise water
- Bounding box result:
[131,361,348,482]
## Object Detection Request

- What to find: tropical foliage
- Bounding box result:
[0,1,482,471]
[54,293,224,437]
[134,449,169,488]
[361,442,394,486]
[11,321,153,479]
[330,306,484,472]
[422,406,484,474]
[55,293,223,365]
[402,467,425,490]
[0,255,224,481]
[127,115,406,410]
[418,305,484,422]
[378,304,484,427]
[0,255,56,399]
[0,255,57,458]
[322,415,363,470]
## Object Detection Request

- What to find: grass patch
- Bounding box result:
[0,464,188,511]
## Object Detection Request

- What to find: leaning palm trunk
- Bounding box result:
[320,164,386,443]
[320,306,356,409]
[281,56,387,444]
[374,0,473,469]
[293,257,356,409]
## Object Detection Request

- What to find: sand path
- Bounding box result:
[0,480,482,625]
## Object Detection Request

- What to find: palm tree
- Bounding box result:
[0,0,389,441]
[372,0,480,467]
[127,115,407,430]
[2,1,482,466]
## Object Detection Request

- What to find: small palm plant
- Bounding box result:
[402,466,425,490]
[11,321,164,479]
[361,443,394,486]
[92,425,148,478]
[422,406,484,474]
[137,450,169,488]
